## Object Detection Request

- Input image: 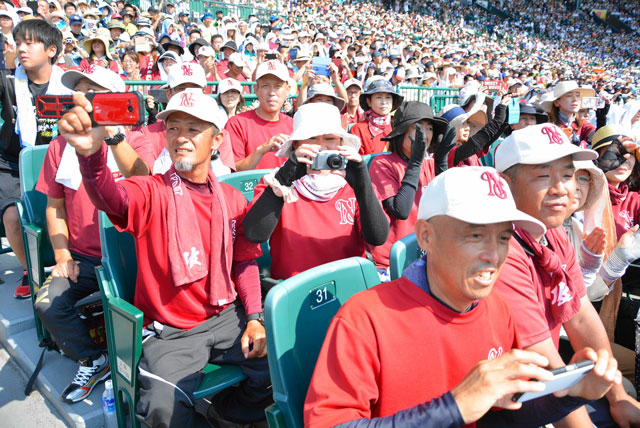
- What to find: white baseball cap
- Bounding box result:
[228,52,245,67]
[157,89,227,131]
[255,60,289,82]
[196,46,216,57]
[276,103,361,157]
[344,78,363,90]
[418,166,546,236]
[164,62,207,89]
[217,78,242,95]
[61,66,126,92]
[495,123,598,172]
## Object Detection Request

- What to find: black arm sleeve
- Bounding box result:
[452,104,509,165]
[345,160,390,246]
[596,103,610,130]
[334,391,589,428]
[381,162,420,220]
[241,187,285,243]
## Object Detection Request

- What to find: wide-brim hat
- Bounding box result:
[162,40,184,55]
[382,101,448,141]
[221,40,238,52]
[574,160,606,212]
[359,79,403,111]
[591,124,639,163]
[439,103,486,130]
[188,38,209,56]
[83,35,113,60]
[541,80,596,112]
[276,103,361,157]
[304,83,346,111]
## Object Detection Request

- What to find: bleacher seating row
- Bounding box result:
[12,145,421,427]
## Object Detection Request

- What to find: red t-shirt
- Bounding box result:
[304,277,519,427]
[340,107,364,130]
[126,121,236,173]
[225,109,292,170]
[35,136,111,258]
[350,121,392,155]
[114,176,261,329]
[493,228,586,348]
[609,184,640,239]
[252,180,365,279]
[367,152,435,268]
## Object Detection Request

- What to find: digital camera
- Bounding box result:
[311,150,347,170]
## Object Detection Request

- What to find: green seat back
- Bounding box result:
[264,257,380,428]
[99,211,137,302]
[362,152,390,169]
[389,233,424,280]
[430,94,460,114]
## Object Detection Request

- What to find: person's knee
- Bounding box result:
[34,278,73,319]
[2,206,19,228]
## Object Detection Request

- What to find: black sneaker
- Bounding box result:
[60,354,110,404]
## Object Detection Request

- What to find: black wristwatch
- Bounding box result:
[247,312,265,326]
[104,127,126,146]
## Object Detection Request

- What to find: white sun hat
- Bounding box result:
[495,123,598,172]
[275,103,361,157]
[540,80,596,113]
[418,166,546,236]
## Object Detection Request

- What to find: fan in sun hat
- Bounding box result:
[359,79,404,111]
[591,124,639,171]
[275,103,361,157]
[540,80,596,113]
[303,83,346,111]
[157,88,227,132]
[382,101,448,141]
[573,160,606,212]
[83,34,114,60]
[494,123,598,173]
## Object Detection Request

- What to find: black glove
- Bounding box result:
[274,151,307,187]
[434,126,456,175]
[408,123,427,167]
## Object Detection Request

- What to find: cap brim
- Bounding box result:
[451,209,546,237]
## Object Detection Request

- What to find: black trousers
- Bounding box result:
[136,301,272,428]
[34,251,103,361]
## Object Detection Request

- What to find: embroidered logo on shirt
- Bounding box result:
[480,171,507,199]
[619,210,633,230]
[541,126,565,145]
[231,219,237,242]
[487,347,503,360]
[335,197,356,225]
[183,247,202,269]
[551,281,573,306]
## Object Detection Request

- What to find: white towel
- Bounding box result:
[55,142,121,190]
[152,148,231,177]
[14,65,70,148]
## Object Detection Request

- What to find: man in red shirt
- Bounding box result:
[58,89,271,427]
[34,66,135,405]
[341,78,364,130]
[305,166,620,428]
[494,123,640,427]
[226,60,293,171]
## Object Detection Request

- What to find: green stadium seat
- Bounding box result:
[430,94,460,114]
[96,211,247,428]
[263,257,381,428]
[362,152,389,169]
[389,233,424,281]
[17,145,56,342]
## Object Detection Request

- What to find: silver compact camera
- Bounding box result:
[311,150,348,170]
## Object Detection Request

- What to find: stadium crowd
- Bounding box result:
[1,0,640,426]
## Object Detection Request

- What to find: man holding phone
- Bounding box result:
[305,166,621,428]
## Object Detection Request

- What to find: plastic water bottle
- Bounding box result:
[102,379,117,428]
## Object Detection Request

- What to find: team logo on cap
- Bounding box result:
[179,92,195,107]
[541,125,564,145]
[480,171,507,200]
[181,64,193,76]
[267,60,276,71]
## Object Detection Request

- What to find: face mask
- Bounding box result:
[85,19,97,30]
[596,139,628,172]
[55,20,67,31]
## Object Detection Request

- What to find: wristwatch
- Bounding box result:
[104,126,126,146]
[246,312,265,326]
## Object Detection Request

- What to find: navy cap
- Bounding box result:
[371,51,382,58]
[178,11,188,16]
[201,11,213,20]
[69,14,83,24]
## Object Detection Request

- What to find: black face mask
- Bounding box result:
[596,138,627,173]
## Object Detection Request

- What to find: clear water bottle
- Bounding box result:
[102,379,117,428]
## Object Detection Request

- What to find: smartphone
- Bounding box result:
[581,97,598,110]
[265,52,278,60]
[312,57,331,76]
[148,89,168,104]
[36,92,145,126]
[512,360,595,403]
[134,39,152,53]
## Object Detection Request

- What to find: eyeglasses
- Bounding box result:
[577,175,592,184]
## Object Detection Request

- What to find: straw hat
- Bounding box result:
[83,34,113,60]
